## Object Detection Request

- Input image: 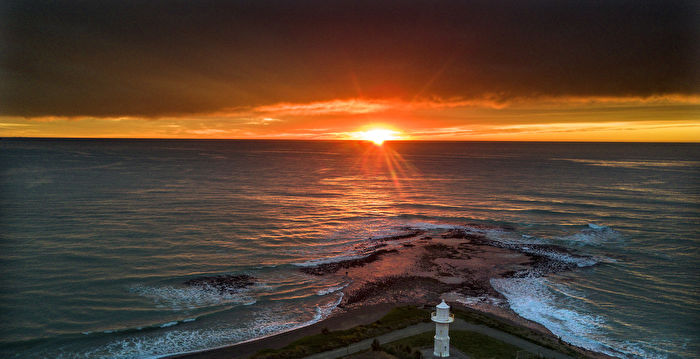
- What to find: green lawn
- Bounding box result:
[380,330,523,359]
[250,306,429,359]
[452,308,581,357]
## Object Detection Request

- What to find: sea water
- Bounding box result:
[0,139,698,358]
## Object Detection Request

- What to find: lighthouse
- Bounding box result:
[431,299,454,357]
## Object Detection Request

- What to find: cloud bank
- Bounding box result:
[1,0,697,118]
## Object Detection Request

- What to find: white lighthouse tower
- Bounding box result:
[431,299,454,357]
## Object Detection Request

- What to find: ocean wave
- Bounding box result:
[587,223,608,231]
[553,158,700,170]
[557,224,622,247]
[521,246,598,268]
[404,222,459,231]
[490,277,609,354]
[64,293,346,359]
[491,276,676,359]
[463,225,600,271]
[79,316,202,339]
[316,282,350,296]
[232,292,344,348]
[313,292,343,321]
[131,284,256,310]
[86,327,238,359]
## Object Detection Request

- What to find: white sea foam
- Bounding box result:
[452,294,505,307]
[160,321,178,328]
[615,339,672,359]
[71,293,346,359]
[472,226,600,268]
[490,277,609,354]
[313,292,343,322]
[405,222,459,231]
[558,224,621,247]
[316,282,350,296]
[103,328,235,359]
[527,247,598,267]
[131,284,256,310]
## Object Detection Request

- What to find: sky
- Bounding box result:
[1,0,698,141]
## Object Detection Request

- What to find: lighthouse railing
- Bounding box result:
[431,312,455,321]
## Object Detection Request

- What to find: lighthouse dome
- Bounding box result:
[436,299,450,309]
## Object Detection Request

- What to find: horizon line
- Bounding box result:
[3,136,699,144]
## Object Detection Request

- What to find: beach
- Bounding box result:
[168,226,609,359]
[167,303,398,359]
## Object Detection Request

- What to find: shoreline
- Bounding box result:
[165,303,400,359]
[167,226,614,359]
[166,301,612,359]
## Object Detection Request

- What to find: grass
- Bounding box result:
[451,330,522,358]
[452,307,583,357]
[379,330,522,359]
[250,306,429,359]
[377,332,432,359]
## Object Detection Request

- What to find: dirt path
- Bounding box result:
[304,319,573,359]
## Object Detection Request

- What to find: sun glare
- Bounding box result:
[358,128,399,145]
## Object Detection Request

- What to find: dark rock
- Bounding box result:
[343,275,460,306]
[464,233,490,243]
[299,249,399,276]
[457,278,501,298]
[425,243,453,252]
[372,229,425,242]
[441,228,467,239]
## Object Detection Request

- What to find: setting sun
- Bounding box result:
[357,129,399,145]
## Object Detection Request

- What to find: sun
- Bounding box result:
[358,128,399,145]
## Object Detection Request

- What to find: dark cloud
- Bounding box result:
[1,0,697,117]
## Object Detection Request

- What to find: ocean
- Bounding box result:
[0,139,698,358]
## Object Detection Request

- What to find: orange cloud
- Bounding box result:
[2,94,697,141]
[254,99,392,115]
[246,94,700,118]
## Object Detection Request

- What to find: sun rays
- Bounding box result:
[354,140,418,197]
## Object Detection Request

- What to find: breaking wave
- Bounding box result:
[490,277,608,354]
[316,283,350,296]
[131,284,256,310]
[60,292,345,359]
[557,224,622,247]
